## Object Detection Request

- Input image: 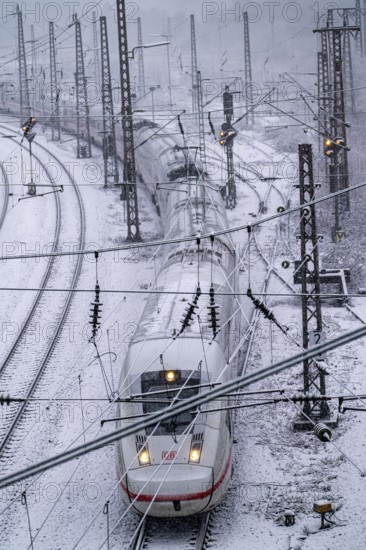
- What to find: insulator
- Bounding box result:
[0,394,10,406]
[313,422,332,442]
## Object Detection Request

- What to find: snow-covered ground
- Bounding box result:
[0,90,366,550]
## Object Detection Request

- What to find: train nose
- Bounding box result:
[124,464,214,517]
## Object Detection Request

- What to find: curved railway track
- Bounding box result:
[0,126,86,459]
[0,162,9,231]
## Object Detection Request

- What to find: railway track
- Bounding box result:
[0,126,86,460]
[206,146,296,294]
[0,162,9,231]
[130,512,211,550]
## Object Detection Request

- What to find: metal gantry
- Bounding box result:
[74,15,91,158]
[190,14,199,120]
[137,17,146,98]
[243,11,254,126]
[314,18,360,239]
[116,0,141,242]
[100,16,119,188]
[17,6,30,124]
[92,11,100,87]
[49,22,61,141]
[298,144,329,420]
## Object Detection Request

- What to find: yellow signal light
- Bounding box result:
[325,139,332,146]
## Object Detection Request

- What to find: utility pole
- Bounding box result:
[92,11,100,87]
[243,11,254,126]
[190,14,198,120]
[116,0,141,242]
[49,22,61,141]
[137,17,146,98]
[221,87,237,209]
[100,16,119,188]
[297,144,329,421]
[17,6,30,124]
[197,71,206,173]
[74,14,91,158]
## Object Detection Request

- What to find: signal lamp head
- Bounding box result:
[165,370,176,383]
[325,138,332,146]
[138,449,150,465]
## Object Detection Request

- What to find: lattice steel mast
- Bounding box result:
[315,17,360,239]
[223,87,236,209]
[137,17,146,98]
[355,0,363,56]
[298,144,329,420]
[49,22,61,141]
[92,11,100,87]
[17,6,30,123]
[74,14,91,158]
[243,11,254,126]
[116,0,141,242]
[190,14,198,120]
[100,16,119,188]
[197,71,206,173]
[317,32,331,137]
[342,11,355,113]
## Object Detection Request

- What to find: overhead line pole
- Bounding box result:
[74,14,92,158]
[137,17,146,98]
[49,22,61,141]
[116,0,141,242]
[190,14,199,121]
[297,144,329,422]
[100,16,119,188]
[243,11,254,126]
[17,6,30,124]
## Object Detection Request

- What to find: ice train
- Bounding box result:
[115,139,239,517]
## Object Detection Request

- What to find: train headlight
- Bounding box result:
[138,449,150,465]
[165,370,176,382]
[189,448,201,463]
[189,439,203,464]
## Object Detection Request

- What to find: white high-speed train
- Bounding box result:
[115,138,239,517]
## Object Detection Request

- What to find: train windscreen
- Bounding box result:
[140,370,201,436]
